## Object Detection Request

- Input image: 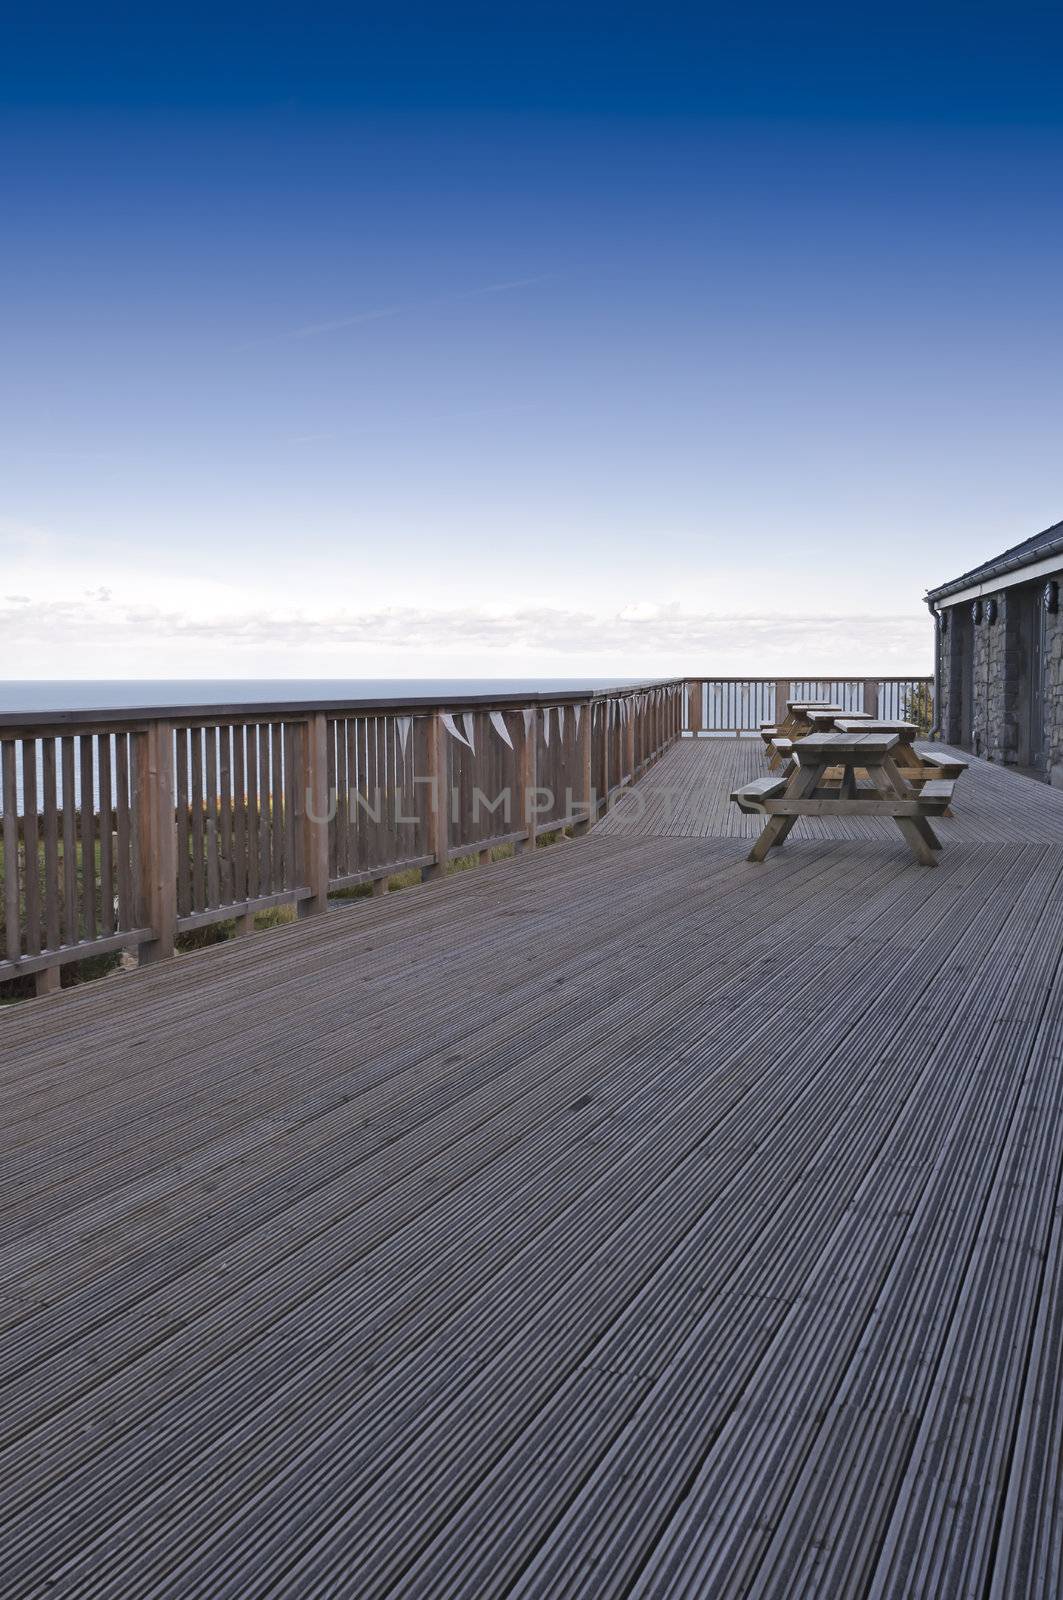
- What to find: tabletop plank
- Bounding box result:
[794,731,900,759]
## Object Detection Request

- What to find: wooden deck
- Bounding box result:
[2,738,1063,1597]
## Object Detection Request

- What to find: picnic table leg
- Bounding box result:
[894,815,939,865]
[747,814,790,862]
[746,761,821,863]
[911,815,943,851]
[867,761,938,866]
[883,755,943,851]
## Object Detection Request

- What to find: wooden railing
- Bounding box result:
[0,674,930,996]
[684,677,933,736]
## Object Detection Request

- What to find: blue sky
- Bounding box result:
[2,5,1062,678]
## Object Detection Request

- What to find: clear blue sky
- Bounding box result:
[2,4,1061,678]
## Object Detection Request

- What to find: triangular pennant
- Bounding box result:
[396,715,411,757]
[557,704,565,739]
[574,703,581,737]
[489,710,514,749]
[441,712,474,750]
[522,707,535,736]
[461,711,476,752]
[543,707,551,746]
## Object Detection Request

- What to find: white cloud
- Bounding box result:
[0,589,932,678]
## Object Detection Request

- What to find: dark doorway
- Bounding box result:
[1031,594,1048,772]
[951,606,974,749]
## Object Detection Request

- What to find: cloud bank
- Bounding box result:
[1,590,931,676]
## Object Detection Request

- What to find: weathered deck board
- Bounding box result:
[1,741,1062,1597]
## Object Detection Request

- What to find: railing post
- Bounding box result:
[300,713,330,918]
[422,709,450,879]
[687,680,702,737]
[517,707,537,852]
[624,699,636,782]
[775,679,789,726]
[577,698,594,832]
[863,678,879,716]
[135,720,176,965]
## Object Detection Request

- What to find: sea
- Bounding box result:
[0,679,628,715]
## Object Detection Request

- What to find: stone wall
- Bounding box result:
[937,609,965,744]
[936,613,951,738]
[938,579,1063,781]
[938,592,1019,762]
[1045,596,1063,787]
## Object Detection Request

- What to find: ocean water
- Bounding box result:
[0,679,630,716]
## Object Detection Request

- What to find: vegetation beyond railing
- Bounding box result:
[0,675,930,996]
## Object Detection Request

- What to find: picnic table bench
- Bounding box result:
[731,730,956,866]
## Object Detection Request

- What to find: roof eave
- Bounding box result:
[926,533,1063,605]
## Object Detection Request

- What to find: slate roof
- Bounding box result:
[927,517,1063,603]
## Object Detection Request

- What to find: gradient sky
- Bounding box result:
[2,4,1062,679]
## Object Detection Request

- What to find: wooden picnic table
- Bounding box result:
[805,708,873,731]
[765,704,869,769]
[731,730,956,866]
[763,701,844,769]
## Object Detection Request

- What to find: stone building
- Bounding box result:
[927,517,1063,785]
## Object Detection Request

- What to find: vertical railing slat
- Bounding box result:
[115,732,133,931]
[79,734,96,942]
[285,723,299,888]
[22,740,41,957]
[175,728,191,918]
[205,725,220,907]
[61,737,78,945]
[270,721,284,892]
[42,738,61,952]
[232,723,247,905]
[246,724,260,901]
[190,726,205,913]
[97,733,114,937]
[258,723,272,895]
[219,724,232,905]
[2,740,20,962]
[327,718,339,880]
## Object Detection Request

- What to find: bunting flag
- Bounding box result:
[461,711,477,751]
[441,712,474,750]
[543,707,551,746]
[489,710,514,749]
[557,704,565,740]
[522,707,535,736]
[573,703,581,737]
[396,715,412,758]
